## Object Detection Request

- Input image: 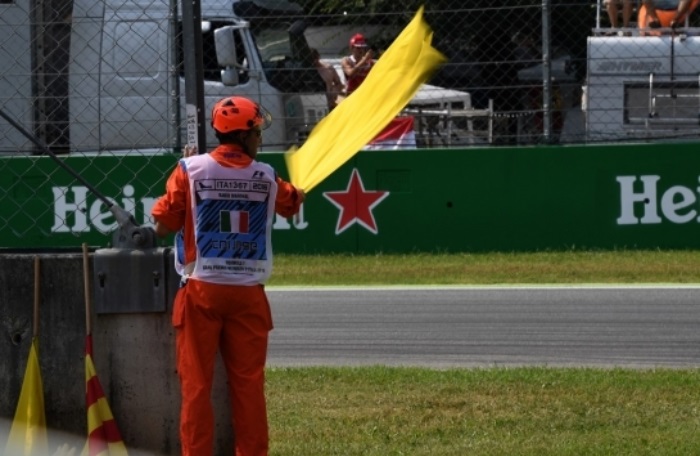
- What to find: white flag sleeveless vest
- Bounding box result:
[181,154,278,285]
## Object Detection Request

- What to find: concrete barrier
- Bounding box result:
[0,251,233,455]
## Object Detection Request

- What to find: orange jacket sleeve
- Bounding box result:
[151,162,190,233]
[275,176,303,219]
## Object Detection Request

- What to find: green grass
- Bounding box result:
[270,250,700,285]
[265,251,700,455]
[267,366,700,455]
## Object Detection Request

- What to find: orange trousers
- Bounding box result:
[173,278,273,456]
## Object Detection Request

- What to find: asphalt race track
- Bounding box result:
[266,285,700,369]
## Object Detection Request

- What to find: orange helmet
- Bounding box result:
[210,97,272,134]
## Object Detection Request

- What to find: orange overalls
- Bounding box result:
[152,144,303,455]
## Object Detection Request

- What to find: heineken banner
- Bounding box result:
[2,142,700,253]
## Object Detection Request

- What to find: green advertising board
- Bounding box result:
[1,142,699,253]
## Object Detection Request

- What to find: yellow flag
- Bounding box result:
[5,337,48,456]
[285,6,446,192]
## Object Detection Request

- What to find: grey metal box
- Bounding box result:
[93,247,172,314]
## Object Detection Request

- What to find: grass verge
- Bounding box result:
[270,250,700,285]
[268,366,700,455]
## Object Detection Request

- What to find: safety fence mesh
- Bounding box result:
[1,0,700,247]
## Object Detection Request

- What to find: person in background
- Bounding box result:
[311,48,344,111]
[605,0,633,30]
[641,0,698,28]
[151,96,305,456]
[341,33,375,96]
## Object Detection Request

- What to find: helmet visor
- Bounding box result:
[258,104,273,130]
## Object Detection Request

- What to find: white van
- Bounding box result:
[584,33,700,142]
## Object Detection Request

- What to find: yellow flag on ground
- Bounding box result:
[285,5,446,192]
[5,337,48,456]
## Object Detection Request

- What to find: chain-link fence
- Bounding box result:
[4,0,700,152]
[1,0,700,246]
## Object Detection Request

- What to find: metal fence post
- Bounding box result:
[542,0,552,143]
[181,0,206,154]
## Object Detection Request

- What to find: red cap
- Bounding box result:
[349,33,368,48]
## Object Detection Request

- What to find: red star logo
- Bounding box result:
[323,168,390,235]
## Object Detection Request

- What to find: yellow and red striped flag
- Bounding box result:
[5,337,48,456]
[84,334,128,456]
[285,5,446,192]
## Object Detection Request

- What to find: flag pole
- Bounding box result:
[82,243,92,336]
[33,256,40,338]
[81,241,129,455]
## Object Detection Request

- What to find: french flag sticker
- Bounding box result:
[220,210,249,233]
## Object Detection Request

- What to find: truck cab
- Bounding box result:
[70,0,326,153]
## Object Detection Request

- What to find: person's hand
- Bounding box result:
[183,144,198,157]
